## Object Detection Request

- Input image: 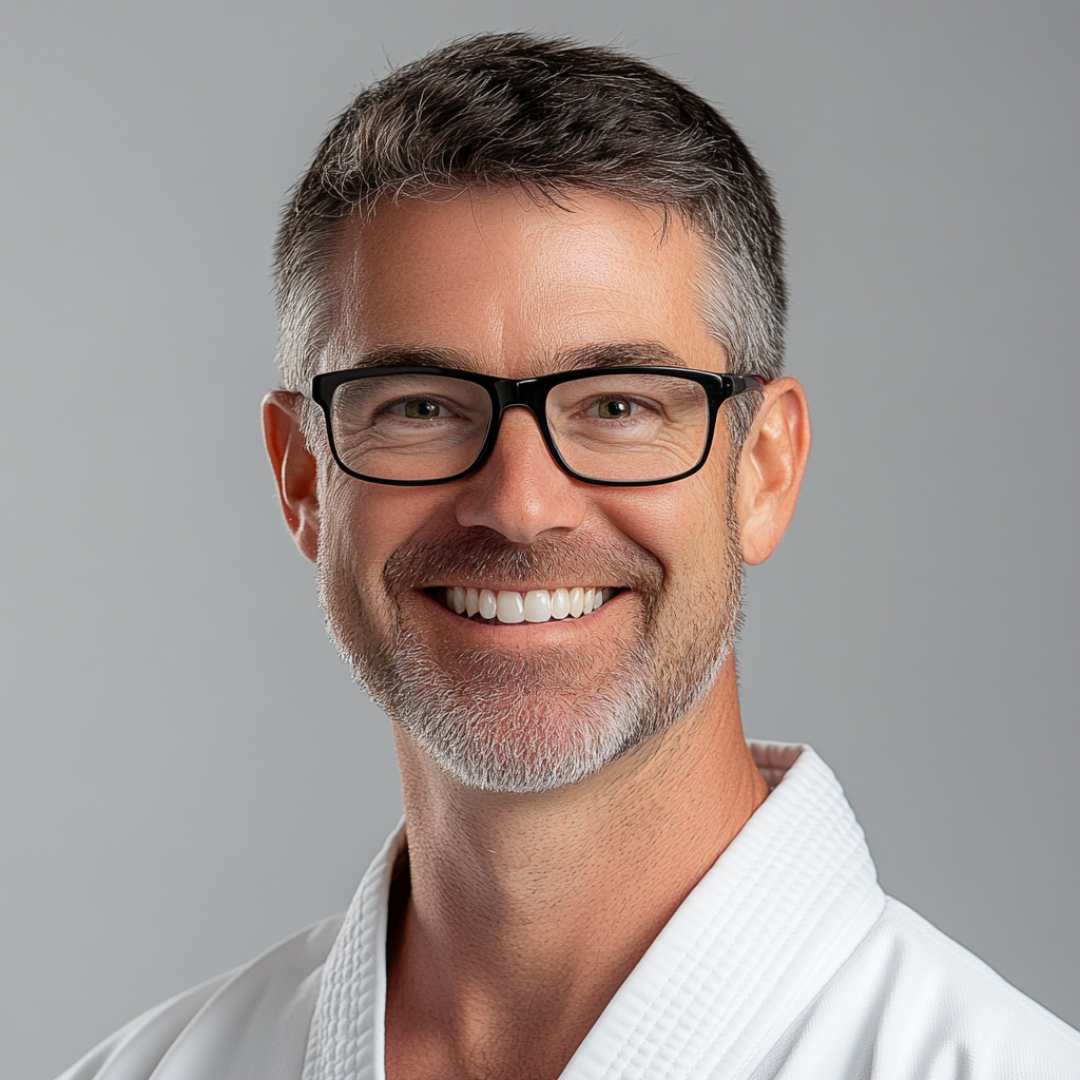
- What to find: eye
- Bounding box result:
[595,397,634,420]
[396,398,446,419]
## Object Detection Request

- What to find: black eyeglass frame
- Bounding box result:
[309,364,767,488]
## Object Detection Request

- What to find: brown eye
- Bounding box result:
[597,397,633,419]
[403,399,443,419]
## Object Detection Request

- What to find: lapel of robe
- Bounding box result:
[558,744,885,1080]
[302,824,404,1080]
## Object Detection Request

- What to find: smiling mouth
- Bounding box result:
[431,585,620,624]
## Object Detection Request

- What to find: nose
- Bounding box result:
[452,406,588,543]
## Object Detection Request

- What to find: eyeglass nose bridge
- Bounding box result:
[472,377,570,479]
[490,374,551,411]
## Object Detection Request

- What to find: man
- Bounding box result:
[59,32,1079,1080]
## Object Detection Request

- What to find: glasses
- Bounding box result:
[310,364,765,487]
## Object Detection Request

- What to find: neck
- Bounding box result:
[385,658,767,1080]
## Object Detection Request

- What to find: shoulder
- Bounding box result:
[750,898,1080,1080]
[855,899,1080,1064]
[55,915,342,1080]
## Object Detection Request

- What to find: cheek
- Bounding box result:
[321,476,453,582]
[601,477,731,583]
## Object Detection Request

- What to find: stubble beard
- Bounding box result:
[318,511,744,794]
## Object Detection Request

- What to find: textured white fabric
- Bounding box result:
[57,743,1080,1080]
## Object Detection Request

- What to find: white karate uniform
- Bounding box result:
[57,744,1080,1080]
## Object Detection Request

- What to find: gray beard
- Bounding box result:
[318,520,743,794]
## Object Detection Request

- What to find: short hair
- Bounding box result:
[274,32,785,450]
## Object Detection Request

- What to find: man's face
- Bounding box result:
[316,190,744,792]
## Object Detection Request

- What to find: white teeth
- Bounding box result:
[524,590,551,623]
[551,588,570,620]
[443,585,615,623]
[496,590,525,624]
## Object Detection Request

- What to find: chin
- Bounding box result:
[356,636,726,794]
[399,691,647,793]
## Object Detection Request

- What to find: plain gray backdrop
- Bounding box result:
[2,3,1077,1077]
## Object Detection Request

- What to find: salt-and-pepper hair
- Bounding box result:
[274,32,786,452]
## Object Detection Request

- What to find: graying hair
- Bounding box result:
[274,32,786,452]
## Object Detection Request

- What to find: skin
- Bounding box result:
[263,189,811,1080]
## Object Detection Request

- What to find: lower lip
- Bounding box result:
[419,589,623,634]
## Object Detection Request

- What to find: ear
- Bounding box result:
[734,377,811,566]
[262,391,320,563]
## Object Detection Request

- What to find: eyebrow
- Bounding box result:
[336,341,690,373]
[554,343,686,370]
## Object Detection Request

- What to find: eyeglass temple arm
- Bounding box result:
[727,374,768,397]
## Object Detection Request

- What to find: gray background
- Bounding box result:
[1,2,1076,1076]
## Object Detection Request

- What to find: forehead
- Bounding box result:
[325,189,725,378]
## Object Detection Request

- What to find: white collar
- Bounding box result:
[303,743,885,1080]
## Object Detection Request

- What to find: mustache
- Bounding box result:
[382,526,665,596]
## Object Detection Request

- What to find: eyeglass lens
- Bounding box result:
[328,371,711,483]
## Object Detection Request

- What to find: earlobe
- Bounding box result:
[734,378,811,566]
[262,391,320,563]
